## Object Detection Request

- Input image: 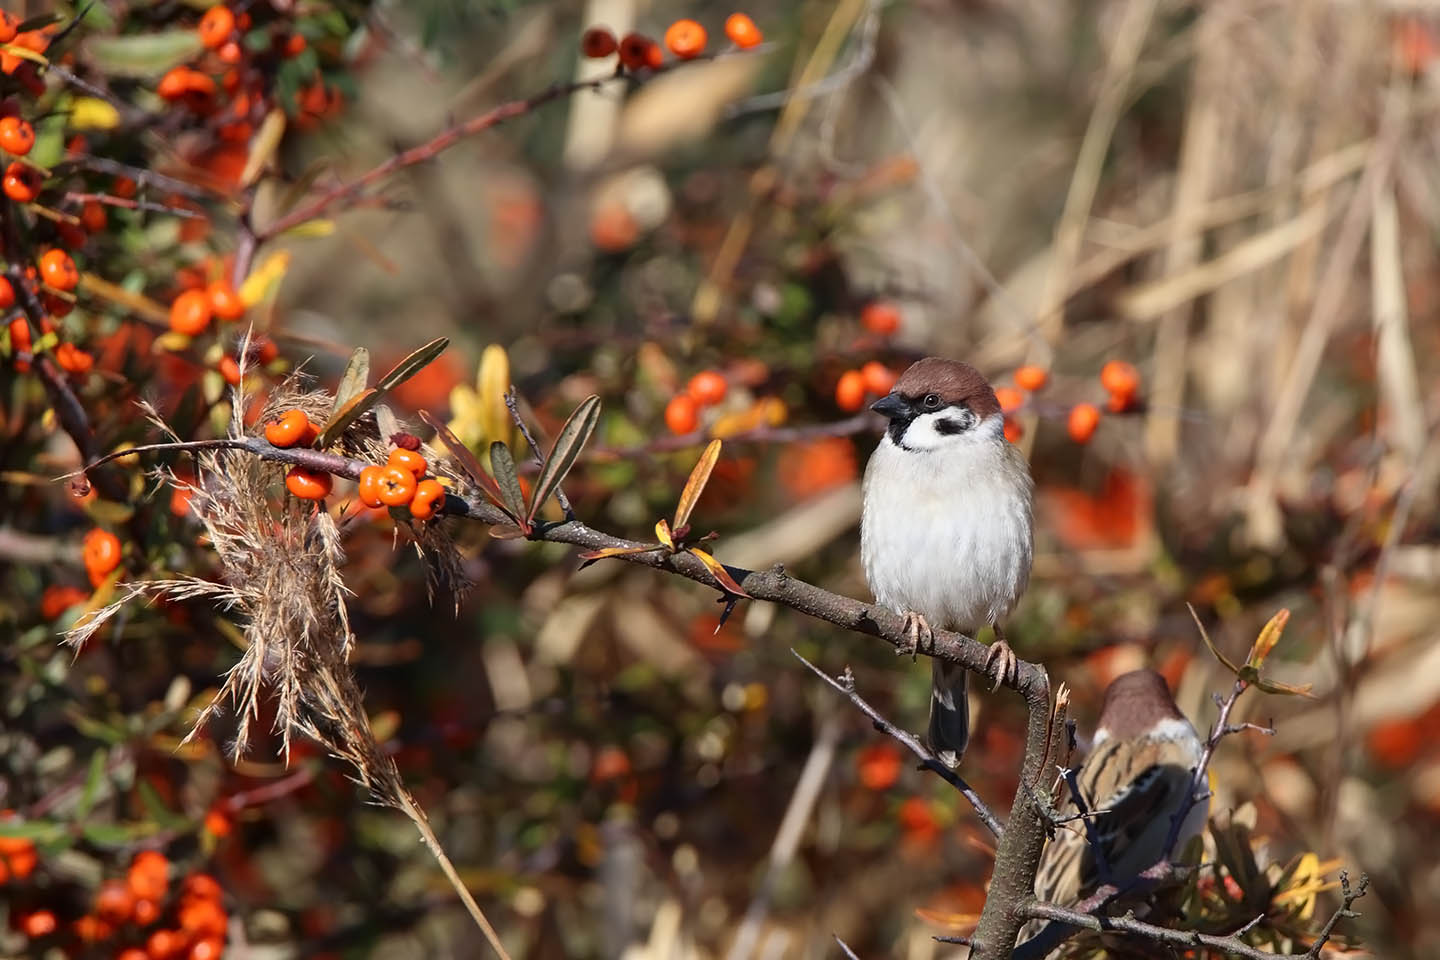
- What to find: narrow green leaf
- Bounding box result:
[674,439,721,530]
[332,347,370,416]
[417,410,514,518]
[75,749,108,820]
[315,387,376,449]
[528,395,600,525]
[81,822,150,848]
[377,337,449,392]
[85,30,204,78]
[488,442,529,530]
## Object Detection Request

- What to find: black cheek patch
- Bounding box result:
[934,415,969,435]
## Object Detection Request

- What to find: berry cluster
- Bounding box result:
[579,12,763,72]
[357,448,447,519]
[834,362,898,412]
[664,369,729,434]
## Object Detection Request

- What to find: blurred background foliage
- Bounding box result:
[2,0,1439,957]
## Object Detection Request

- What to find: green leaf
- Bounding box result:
[528,395,599,525]
[488,441,528,528]
[377,337,448,392]
[85,30,204,78]
[136,779,187,829]
[332,347,370,416]
[81,822,150,848]
[0,819,65,843]
[316,338,448,448]
[75,749,108,820]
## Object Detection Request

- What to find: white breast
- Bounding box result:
[860,418,1033,632]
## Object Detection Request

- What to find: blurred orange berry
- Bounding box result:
[860,361,897,396]
[665,19,707,59]
[198,6,234,50]
[897,795,938,837]
[1003,417,1023,443]
[592,746,631,782]
[1067,403,1101,444]
[169,289,212,336]
[1,31,48,76]
[994,386,1024,414]
[835,370,867,412]
[206,280,244,319]
[284,33,307,57]
[686,370,728,407]
[0,11,15,45]
[217,40,243,65]
[179,897,227,939]
[778,436,857,500]
[1106,391,1134,413]
[183,873,222,903]
[581,26,618,58]
[724,13,763,49]
[83,528,122,584]
[0,115,34,155]
[1013,365,1048,392]
[203,807,232,837]
[96,879,135,924]
[189,938,226,960]
[113,176,137,198]
[856,742,902,790]
[1369,717,1423,769]
[264,410,312,448]
[589,201,638,252]
[72,914,113,942]
[127,850,169,902]
[0,276,13,308]
[146,928,183,959]
[218,355,241,386]
[19,909,57,937]
[56,343,95,375]
[860,301,901,335]
[119,950,150,960]
[40,584,88,619]
[1099,360,1139,400]
[617,32,657,70]
[3,160,41,202]
[664,394,699,435]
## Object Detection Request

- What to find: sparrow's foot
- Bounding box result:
[898,611,932,662]
[985,638,1018,693]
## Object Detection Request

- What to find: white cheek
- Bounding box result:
[899,410,999,451]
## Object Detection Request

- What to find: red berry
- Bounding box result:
[835,370,866,412]
[664,394,699,434]
[581,27,618,58]
[664,19,707,59]
[860,301,901,335]
[724,13,763,49]
[686,370,728,407]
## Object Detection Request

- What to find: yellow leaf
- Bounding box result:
[280,219,335,239]
[239,250,290,307]
[1248,608,1290,669]
[674,439,721,530]
[240,108,286,187]
[655,518,674,549]
[70,97,121,131]
[478,344,515,452]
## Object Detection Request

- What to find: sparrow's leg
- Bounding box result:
[984,624,1018,693]
[897,610,932,662]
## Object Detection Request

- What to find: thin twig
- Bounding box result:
[791,649,1003,838]
[504,386,573,520]
[1020,901,1274,960]
[1303,870,1369,958]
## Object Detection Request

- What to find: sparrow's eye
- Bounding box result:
[922,393,941,410]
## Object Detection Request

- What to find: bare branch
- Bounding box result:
[1303,870,1370,958]
[791,649,1003,838]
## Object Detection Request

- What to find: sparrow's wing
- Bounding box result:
[1077,735,1200,888]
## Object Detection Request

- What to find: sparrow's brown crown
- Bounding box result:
[1095,669,1186,741]
[892,358,1001,419]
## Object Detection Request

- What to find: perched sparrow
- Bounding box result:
[860,357,1034,766]
[1021,669,1206,948]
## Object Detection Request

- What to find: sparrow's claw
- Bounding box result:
[898,611,932,662]
[985,638,1018,693]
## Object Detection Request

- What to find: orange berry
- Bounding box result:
[1067,403,1101,444]
[591,746,631,782]
[409,478,447,520]
[127,851,169,902]
[835,370,866,412]
[3,160,41,202]
[264,409,311,448]
[0,115,34,155]
[665,19,707,59]
[1003,417,1023,443]
[217,40,243,65]
[217,355,241,386]
[0,276,13,308]
[40,584,88,619]
[57,220,88,250]
[1106,391,1133,413]
[157,67,191,100]
[182,874,222,903]
[189,938,226,960]
[43,292,73,318]
[664,393,699,434]
[80,199,107,232]
[1013,365,1048,392]
[994,386,1024,414]
[55,342,95,374]
[581,26,618,58]
[250,336,279,365]
[113,176,137,198]
[203,807,232,837]
[897,795,937,836]
[1099,360,1140,400]
[855,742,901,791]
[20,909,57,937]
[72,914,113,942]
[6,844,35,879]
[357,465,385,508]
[724,13,763,49]
[198,6,234,50]
[83,528,122,578]
[0,11,15,44]
[120,950,150,960]
[386,447,427,479]
[96,879,136,924]
[169,289,212,336]
[146,928,183,960]
[132,898,161,927]
[285,466,333,500]
[206,280,244,320]
[179,897,227,939]
[284,33,307,57]
[860,361,897,396]
[8,316,31,362]
[686,370,728,407]
[376,464,418,507]
[39,249,79,291]
[860,301,901,335]
[618,33,659,71]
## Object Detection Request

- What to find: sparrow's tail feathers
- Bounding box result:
[927,659,970,767]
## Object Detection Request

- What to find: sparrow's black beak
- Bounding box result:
[870,393,909,420]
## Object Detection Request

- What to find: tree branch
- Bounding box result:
[791,649,1004,838]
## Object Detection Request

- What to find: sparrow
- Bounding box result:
[860,357,1034,766]
[1020,669,1206,949]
